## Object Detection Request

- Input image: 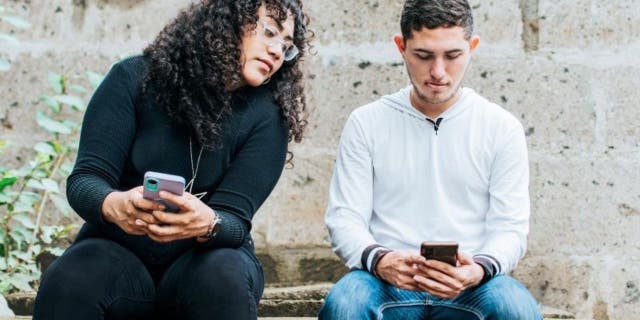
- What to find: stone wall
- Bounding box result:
[1,1,638,319]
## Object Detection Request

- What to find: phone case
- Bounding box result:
[420,241,458,266]
[143,171,185,213]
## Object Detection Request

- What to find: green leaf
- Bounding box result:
[9,228,25,245]
[36,111,71,134]
[11,164,33,177]
[7,273,36,292]
[40,95,61,113]
[34,142,57,157]
[40,226,56,244]
[62,119,78,130]
[0,191,10,203]
[12,225,34,245]
[26,179,45,190]
[12,202,34,214]
[12,214,36,229]
[86,71,104,89]
[46,247,65,257]
[0,34,19,46]
[41,178,60,193]
[68,84,87,93]
[60,161,74,176]
[50,193,72,217]
[0,281,11,294]
[54,94,84,110]
[0,175,17,191]
[19,191,40,204]
[0,58,9,71]
[1,15,31,29]
[13,250,32,262]
[47,72,64,94]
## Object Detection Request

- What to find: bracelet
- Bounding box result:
[196,211,220,242]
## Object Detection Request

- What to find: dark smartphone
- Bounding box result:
[420,241,459,266]
[143,171,185,213]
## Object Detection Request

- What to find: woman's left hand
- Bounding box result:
[135,191,216,243]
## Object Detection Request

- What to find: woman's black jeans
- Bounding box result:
[33,237,264,320]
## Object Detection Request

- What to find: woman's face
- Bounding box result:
[239,5,296,87]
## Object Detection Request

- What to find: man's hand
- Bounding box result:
[101,186,160,235]
[413,252,485,298]
[374,251,429,291]
[136,191,217,243]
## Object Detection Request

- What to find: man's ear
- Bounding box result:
[469,35,480,53]
[393,34,406,54]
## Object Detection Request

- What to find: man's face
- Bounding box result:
[394,26,479,114]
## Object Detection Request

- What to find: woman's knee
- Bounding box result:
[156,248,262,319]
[41,238,141,288]
[162,247,262,300]
[35,238,155,319]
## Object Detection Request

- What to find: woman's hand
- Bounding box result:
[137,191,217,243]
[101,186,161,235]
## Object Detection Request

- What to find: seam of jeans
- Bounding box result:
[427,300,484,320]
[246,257,257,318]
[377,300,426,320]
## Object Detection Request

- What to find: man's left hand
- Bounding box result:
[413,252,485,299]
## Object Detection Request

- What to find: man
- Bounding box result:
[319,0,542,319]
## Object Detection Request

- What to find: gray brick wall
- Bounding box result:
[1,1,638,318]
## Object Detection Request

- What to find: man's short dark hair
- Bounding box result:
[401,0,474,40]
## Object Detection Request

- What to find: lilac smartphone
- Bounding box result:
[142,171,185,213]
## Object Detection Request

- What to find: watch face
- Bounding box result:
[211,215,222,237]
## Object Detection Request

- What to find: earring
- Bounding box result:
[262,76,271,85]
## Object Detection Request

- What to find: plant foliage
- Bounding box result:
[0,69,104,293]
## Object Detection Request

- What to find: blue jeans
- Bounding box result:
[319,270,542,320]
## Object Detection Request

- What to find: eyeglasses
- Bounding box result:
[257,20,299,62]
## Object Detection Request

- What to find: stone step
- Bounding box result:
[4,283,576,319]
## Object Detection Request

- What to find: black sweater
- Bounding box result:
[67,56,288,267]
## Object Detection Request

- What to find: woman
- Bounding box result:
[33,0,310,319]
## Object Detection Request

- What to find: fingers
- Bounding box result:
[158,191,196,212]
[146,224,186,243]
[424,259,457,278]
[422,261,464,288]
[457,252,474,265]
[413,275,460,298]
[405,254,428,266]
[393,274,422,291]
[135,212,157,225]
[132,197,164,212]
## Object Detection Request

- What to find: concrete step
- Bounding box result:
[4,283,576,319]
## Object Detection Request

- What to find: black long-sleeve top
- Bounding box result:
[67,56,288,267]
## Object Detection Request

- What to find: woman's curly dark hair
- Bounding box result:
[142,0,311,153]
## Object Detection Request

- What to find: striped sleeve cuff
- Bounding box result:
[361,244,391,275]
[473,254,501,285]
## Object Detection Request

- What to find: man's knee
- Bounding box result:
[319,271,380,319]
[480,276,542,320]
